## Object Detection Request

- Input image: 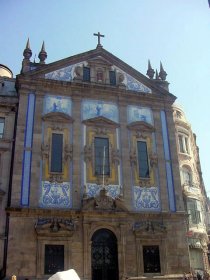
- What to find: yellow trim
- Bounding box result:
[44,127,69,180]
[133,135,155,185]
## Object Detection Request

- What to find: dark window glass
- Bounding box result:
[44,244,64,275]
[95,137,110,176]
[137,141,149,178]
[51,133,63,173]
[187,198,201,225]
[0,118,5,138]
[109,71,116,86]
[184,137,189,154]
[143,245,161,273]
[83,67,90,82]
[178,135,184,153]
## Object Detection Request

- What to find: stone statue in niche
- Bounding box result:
[74,66,83,80]
[117,72,126,88]
[97,71,103,82]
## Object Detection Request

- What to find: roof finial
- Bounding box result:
[23,38,32,60]
[38,41,47,64]
[146,60,155,79]
[159,61,167,81]
[93,32,105,48]
[26,38,30,49]
[155,69,159,80]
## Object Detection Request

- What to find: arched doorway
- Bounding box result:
[91,228,119,280]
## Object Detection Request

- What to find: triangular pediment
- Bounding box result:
[83,116,119,128]
[21,47,175,98]
[127,121,155,132]
[42,112,74,123]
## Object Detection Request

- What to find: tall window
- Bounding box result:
[51,133,63,173]
[187,198,202,225]
[44,244,64,274]
[137,141,149,178]
[178,134,189,154]
[143,245,161,273]
[83,67,90,82]
[94,137,110,176]
[0,118,5,138]
[109,71,116,86]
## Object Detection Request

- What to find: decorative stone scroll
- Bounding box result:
[35,217,76,236]
[82,188,127,211]
[133,220,166,236]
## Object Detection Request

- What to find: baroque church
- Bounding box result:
[0,34,209,280]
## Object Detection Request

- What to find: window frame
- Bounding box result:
[94,137,110,176]
[143,245,161,273]
[181,166,193,186]
[137,140,150,179]
[0,117,5,138]
[50,133,64,173]
[109,70,116,86]
[178,133,190,154]
[44,244,64,275]
[83,66,91,82]
[187,198,202,225]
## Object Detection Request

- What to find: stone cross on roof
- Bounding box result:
[93,32,105,48]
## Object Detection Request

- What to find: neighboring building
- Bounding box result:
[0,65,18,279]
[0,38,209,280]
[173,104,209,275]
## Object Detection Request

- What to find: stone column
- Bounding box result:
[83,223,91,280]
[153,108,169,212]
[118,99,131,209]
[71,95,82,209]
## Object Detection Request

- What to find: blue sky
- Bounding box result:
[1,0,210,193]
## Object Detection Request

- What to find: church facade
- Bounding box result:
[0,37,209,280]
